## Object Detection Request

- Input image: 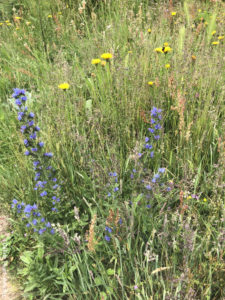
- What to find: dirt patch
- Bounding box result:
[0,216,21,300]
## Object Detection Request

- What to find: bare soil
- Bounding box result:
[0,216,22,300]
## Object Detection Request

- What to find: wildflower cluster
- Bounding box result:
[10,88,61,235]
[91,52,113,66]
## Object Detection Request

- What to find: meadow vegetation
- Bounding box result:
[0,0,224,299]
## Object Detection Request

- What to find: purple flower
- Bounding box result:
[15,99,22,106]
[113,187,119,192]
[28,120,34,126]
[34,126,40,131]
[40,191,47,197]
[32,219,38,225]
[158,168,165,173]
[24,204,34,213]
[150,151,154,158]
[45,222,51,228]
[53,184,59,190]
[29,112,35,118]
[44,152,53,157]
[145,137,149,142]
[105,226,112,233]
[33,161,40,167]
[20,125,27,133]
[39,142,44,147]
[24,150,30,156]
[30,133,37,139]
[50,229,55,234]
[155,124,161,130]
[31,148,38,152]
[113,172,117,177]
[105,235,111,242]
[145,185,152,190]
[18,112,24,121]
[148,128,155,133]
[145,144,153,149]
[12,88,25,98]
[154,135,160,140]
[146,204,151,208]
[21,96,27,101]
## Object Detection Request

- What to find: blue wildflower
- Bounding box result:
[105,235,111,242]
[29,112,35,118]
[113,187,119,192]
[40,191,47,197]
[105,226,112,233]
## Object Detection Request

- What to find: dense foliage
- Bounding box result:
[0,0,224,299]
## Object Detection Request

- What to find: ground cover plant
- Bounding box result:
[0,0,224,299]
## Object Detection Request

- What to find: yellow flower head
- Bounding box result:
[148,81,154,86]
[15,27,20,30]
[48,15,53,18]
[91,58,101,65]
[218,36,224,40]
[58,83,70,90]
[163,46,172,53]
[101,60,106,67]
[171,12,177,16]
[198,9,202,13]
[212,41,219,45]
[154,47,164,53]
[26,21,31,25]
[164,42,169,47]
[0,23,3,26]
[5,20,10,23]
[148,28,151,33]
[203,198,207,202]
[191,55,196,60]
[128,51,132,53]
[101,53,113,60]
[187,196,192,200]
[7,23,12,26]
[211,30,216,35]
[165,64,170,69]
[15,16,22,20]
[58,12,62,15]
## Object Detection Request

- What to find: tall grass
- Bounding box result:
[0,0,224,299]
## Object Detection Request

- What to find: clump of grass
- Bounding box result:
[0,0,224,299]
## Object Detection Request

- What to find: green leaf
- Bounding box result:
[106,268,115,276]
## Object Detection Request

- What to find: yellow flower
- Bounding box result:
[218,36,224,40]
[58,12,62,15]
[187,196,192,200]
[101,53,113,60]
[91,58,101,65]
[171,12,177,16]
[212,41,219,45]
[5,20,10,23]
[165,64,170,69]
[48,15,53,18]
[204,22,208,26]
[211,30,216,35]
[15,16,22,20]
[148,28,151,33]
[7,23,12,26]
[164,42,169,47]
[163,46,172,53]
[26,21,31,25]
[198,9,202,13]
[191,55,196,60]
[148,81,154,86]
[101,60,106,67]
[15,27,20,30]
[0,23,3,26]
[58,83,70,90]
[203,198,207,202]
[128,51,132,53]
[154,47,164,53]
